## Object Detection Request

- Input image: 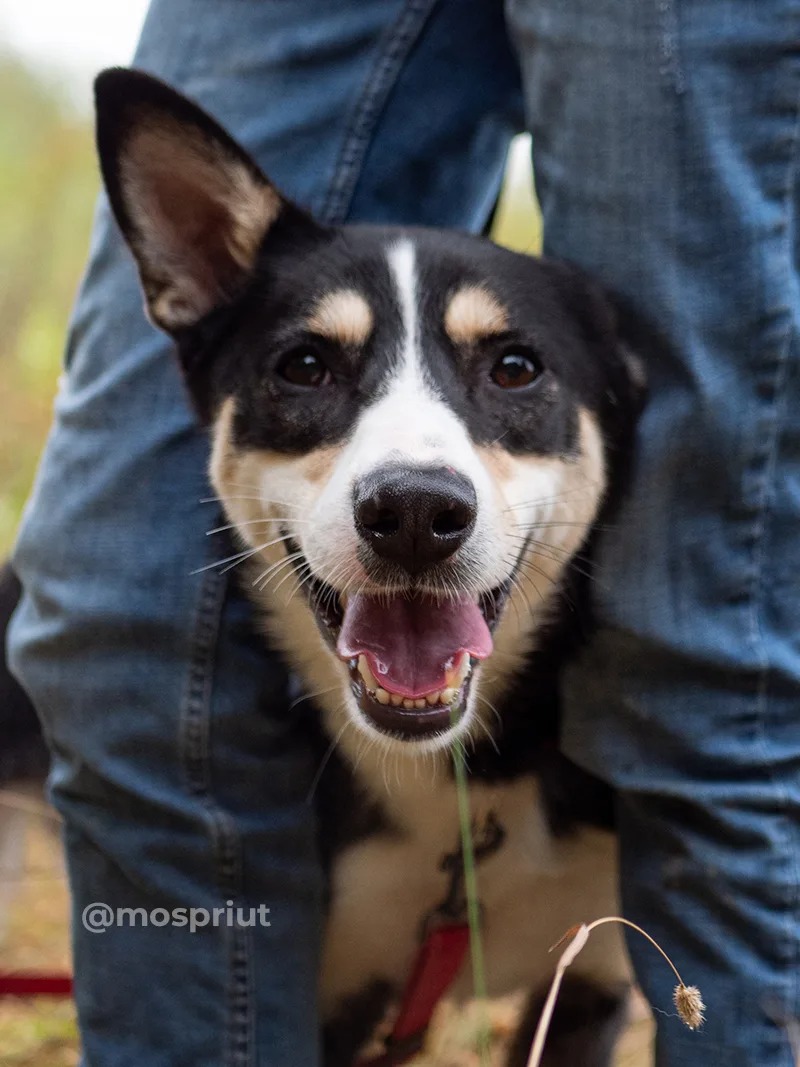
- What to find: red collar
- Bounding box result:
[357,922,470,1066]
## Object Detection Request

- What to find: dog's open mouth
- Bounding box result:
[284,538,511,740]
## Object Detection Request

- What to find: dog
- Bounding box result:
[23,67,641,1066]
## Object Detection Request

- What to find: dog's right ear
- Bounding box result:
[95,68,305,334]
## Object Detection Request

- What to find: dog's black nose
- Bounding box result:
[354,465,477,574]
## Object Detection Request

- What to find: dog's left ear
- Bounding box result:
[95,68,294,334]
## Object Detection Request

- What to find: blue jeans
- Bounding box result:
[8,0,800,1064]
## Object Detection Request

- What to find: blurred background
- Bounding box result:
[0,7,146,1063]
[0,0,149,555]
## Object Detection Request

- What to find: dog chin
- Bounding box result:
[339,675,480,755]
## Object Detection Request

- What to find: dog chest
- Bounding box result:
[319,773,625,1022]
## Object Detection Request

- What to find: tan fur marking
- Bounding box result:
[444,285,508,345]
[211,402,342,500]
[209,396,239,494]
[302,446,344,484]
[307,290,374,347]
[476,445,514,483]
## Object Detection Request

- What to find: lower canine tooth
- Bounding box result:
[440,687,457,704]
[357,654,378,690]
[402,698,415,710]
[375,688,390,705]
[426,691,441,706]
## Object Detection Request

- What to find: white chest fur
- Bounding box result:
[320,770,629,1020]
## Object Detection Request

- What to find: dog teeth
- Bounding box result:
[444,652,471,690]
[357,655,378,691]
[359,669,466,709]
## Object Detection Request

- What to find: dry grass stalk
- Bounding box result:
[525,916,705,1067]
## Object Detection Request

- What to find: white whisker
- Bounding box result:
[306,719,349,804]
[191,534,292,576]
[206,517,312,536]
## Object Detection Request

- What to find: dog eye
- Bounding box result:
[490,351,541,389]
[278,350,333,388]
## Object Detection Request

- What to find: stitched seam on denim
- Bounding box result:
[748,79,800,1015]
[318,0,440,225]
[227,920,255,1067]
[179,559,253,1067]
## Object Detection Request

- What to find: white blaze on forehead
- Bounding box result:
[387,238,421,383]
[365,238,466,463]
[312,237,497,528]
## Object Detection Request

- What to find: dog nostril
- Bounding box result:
[357,495,402,538]
[364,507,400,537]
[432,504,472,537]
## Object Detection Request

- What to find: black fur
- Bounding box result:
[506,977,630,1067]
[0,562,47,786]
[323,979,396,1067]
[94,69,639,467]
[183,224,629,463]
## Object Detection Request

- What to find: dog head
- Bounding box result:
[95,69,641,758]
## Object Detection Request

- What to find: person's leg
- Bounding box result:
[506,0,800,1063]
[8,3,522,1064]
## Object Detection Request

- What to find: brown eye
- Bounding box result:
[278,350,332,387]
[490,351,541,389]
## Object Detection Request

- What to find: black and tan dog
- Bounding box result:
[43,68,643,1065]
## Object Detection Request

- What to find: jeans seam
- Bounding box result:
[180,559,254,1067]
[318,0,440,225]
[749,80,800,1020]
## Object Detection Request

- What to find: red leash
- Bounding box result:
[0,972,73,996]
[357,922,470,1066]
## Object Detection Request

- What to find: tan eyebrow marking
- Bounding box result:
[307,289,374,346]
[444,285,509,345]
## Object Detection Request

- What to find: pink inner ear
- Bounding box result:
[149,168,240,304]
[121,119,278,327]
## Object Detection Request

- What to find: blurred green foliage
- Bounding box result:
[0,54,98,554]
[492,134,542,258]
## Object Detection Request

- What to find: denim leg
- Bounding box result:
[8,3,521,1065]
[506,0,800,1063]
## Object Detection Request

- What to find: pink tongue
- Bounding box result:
[337,593,492,699]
